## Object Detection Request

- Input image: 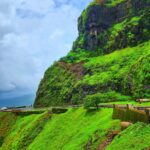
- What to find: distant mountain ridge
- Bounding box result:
[0,94,34,107]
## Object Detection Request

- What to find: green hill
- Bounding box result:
[34,0,150,107]
[1,0,149,149]
[0,109,120,150]
[1,110,150,150]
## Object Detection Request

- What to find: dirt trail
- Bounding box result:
[97,131,119,150]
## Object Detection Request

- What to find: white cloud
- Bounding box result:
[19,0,55,14]
[49,29,64,40]
[0,0,92,104]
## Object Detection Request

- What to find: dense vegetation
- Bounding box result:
[107,123,150,150]
[0,112,49,150]
[28,108,119,150]
[84,91,132,109]
[74,42,150,104]
[1,109,150,150]
[34,0,150,108]
[1,0,150,149]
[0,109,120,150]
[34,62,78,107]
[0,113,17,147]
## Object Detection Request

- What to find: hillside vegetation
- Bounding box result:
[1,110,150,150]
[0,112,17,147]
[0,109,120,150]
[28,108,119,150]
[0,112,49,150]
[2,0,149,149]
[34,0,150,108]
[107,123,150,150]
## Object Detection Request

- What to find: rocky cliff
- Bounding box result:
[34,0,150,108]
[73,0,150,52]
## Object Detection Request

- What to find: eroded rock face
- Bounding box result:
[74,0,150,51]
[84,5,116,50]
[76,5,117,50]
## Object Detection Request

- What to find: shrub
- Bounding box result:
[84,91,132,109]
[52,108,68,114]
[84,94,101,110]
[100,91,132,102]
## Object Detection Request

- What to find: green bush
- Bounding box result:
[84,91,132,109]
[100,91,132,102]
[52,108,68,114]
[84,94,100,110]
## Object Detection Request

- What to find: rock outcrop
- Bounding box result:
[73,0,150,51]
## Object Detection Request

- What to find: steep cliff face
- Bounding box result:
[34,0,150,108]
[74,0,150,52]
[34,62,83,107]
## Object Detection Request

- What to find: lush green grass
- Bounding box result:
[102,101,150,106]
[0,112,50,150]
[1,0,150,149]
[0,112,18,147]
[92,0,125,7]
[107,122,150,150]
[105,0,125,7]
[1,109,150,150]
[59,41,150,105]
[0,109,120,150]
[28,108,119,150]
[0,108,150,150]
[84,41,150,74]
[78,41,150,98]
[61,48,90,63]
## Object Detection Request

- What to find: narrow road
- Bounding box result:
[1,104,150,113]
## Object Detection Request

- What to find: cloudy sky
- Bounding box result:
[0,0,92,106]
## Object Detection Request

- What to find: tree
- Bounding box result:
[84,95,100,110]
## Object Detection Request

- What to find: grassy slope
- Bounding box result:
[1,109,150,150]
[103,101,150,106]
[0,112,50,150]
[1,104,149,150]
[34,62,78,107]
[28,108,119,150]
[36,40,150,107]
[107,123,150,150]
[0,112,18,147]
[0,109,120,150]
[71,41,150,104]
[83,41,150,88]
